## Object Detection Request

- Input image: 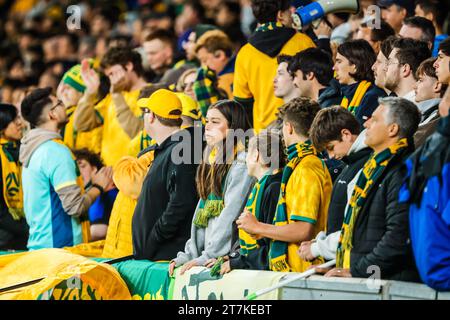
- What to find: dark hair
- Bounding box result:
[196,100,252,199]
[0,104,19,132]
[278,97,321,137]
[287,48,333,86]
[438,36,450,56]
[277,54,293,65]
[251,0,290,23]
[222,0,241,17]
[337,39,376,82]
[380,35,398,58]
[310,106,361,151]
[415,0,448,28]
[403,16,436,45]
[20,87,52,128]
[393,38,431,78]
[416,57,448,97]
[100,47,144,77]
[185,0,206,22]
[73,148,104,170]
[144,29,176,52]
[360,20,395,43]
[379,97,421,139]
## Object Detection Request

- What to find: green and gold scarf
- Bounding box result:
[269,141,316,272]
[0,138,24,220]
[336,138,409,268]
[256,22,284,33]
[340,81,372,115]
[239,169,281,256]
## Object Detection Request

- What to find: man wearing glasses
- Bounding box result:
[19,88,112,250]
[384,38,431,102]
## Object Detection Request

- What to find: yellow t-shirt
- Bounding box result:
[64,108,102,154]
[285,155,332,272]
[233,32,315,132]
[95,90,142,166]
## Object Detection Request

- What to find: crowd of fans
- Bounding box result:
[0,0,449,292]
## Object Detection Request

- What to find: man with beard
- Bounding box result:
[20,88,112,250]
[384,38,431,102]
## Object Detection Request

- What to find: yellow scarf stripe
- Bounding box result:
[0,139,24,220]
[336,138,408,268]
[340,81,372,114]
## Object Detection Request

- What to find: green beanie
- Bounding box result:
[62,64,86,93]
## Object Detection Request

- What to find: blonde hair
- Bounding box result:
[248,130,286,170]
[195,30,233,57]
[176,68,197,92]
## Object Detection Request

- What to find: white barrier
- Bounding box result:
[279,275,449,300]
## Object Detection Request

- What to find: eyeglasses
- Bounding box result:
[50,100,64,111]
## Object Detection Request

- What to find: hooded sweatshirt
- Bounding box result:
[310,131,371,260]
[20,128,95,250]
[233,25,315,131]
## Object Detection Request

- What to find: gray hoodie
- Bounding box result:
[173,150,255,266]
[20,128,95,217]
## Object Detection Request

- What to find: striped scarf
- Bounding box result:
[53,138,91,243]
[340,81,372,115]
[0,139,24,220]
[239,169,281,256]
[336,138,409,268]
[269,141,316,272]
[193,147,224,228]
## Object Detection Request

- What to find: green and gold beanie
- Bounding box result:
[62,60,95,93]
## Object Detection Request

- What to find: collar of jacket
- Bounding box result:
[248,27,296,58]
[318,79,342,101]
[417,98,440,118]
[154,126,198,152]
[342,147,372,165]
[218,55,236,77]
[340,82,362,98]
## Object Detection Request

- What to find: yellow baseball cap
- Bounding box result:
[175,92,201,120]
[137,89,182,119]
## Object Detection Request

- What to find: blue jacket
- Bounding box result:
[399,116,450,291]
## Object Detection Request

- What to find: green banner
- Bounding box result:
[113,260,172,300]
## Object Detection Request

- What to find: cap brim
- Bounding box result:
[137,98,150,109]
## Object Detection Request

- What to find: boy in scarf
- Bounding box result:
[237,97,332,272]
[325,97,421,281]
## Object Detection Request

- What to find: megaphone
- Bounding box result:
[292,0,360,30]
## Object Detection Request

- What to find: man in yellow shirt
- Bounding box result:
[237,97,332,272]
[233,0,315,131]
[73,47,148,166]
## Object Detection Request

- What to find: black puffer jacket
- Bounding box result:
[327,134,372,234]
[349,145,419,281]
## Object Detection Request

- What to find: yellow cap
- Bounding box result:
[137,89,182,119]
[175,92,201,120]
